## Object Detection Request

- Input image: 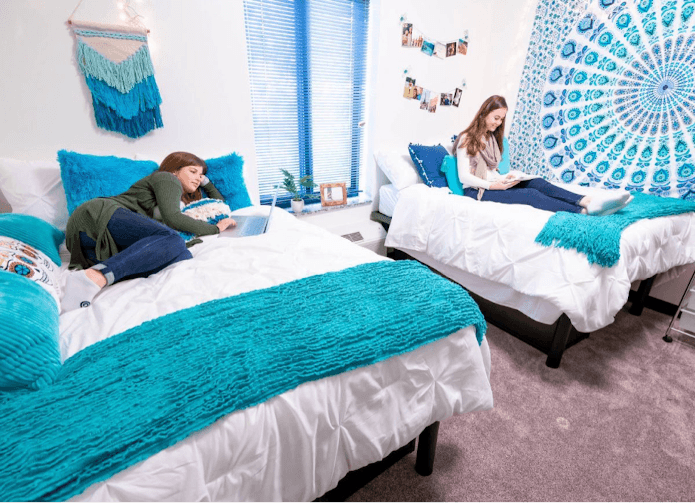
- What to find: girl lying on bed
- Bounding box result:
[453,95,633,215]
[62,152,237,313]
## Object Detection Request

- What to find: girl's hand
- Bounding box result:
[216,218,236,232]
[489,180,519,190]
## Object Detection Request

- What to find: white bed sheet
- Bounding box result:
[378,183,400,217]
[384,184,695,333]
[59,206,493,502]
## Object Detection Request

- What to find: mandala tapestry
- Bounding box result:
[508,0,695,199]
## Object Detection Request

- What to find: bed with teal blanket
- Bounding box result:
[1,208,493,502]
[383,183,695,368]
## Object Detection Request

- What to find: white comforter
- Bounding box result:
[385,184,695,333]
[59,206,493,502]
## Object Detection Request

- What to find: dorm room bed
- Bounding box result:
[376,181,695,368]
[0,190,493,501]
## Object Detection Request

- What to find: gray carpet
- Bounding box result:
[347,307,695,501]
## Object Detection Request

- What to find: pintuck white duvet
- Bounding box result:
[385,184,695,333]
[59,206,492,502]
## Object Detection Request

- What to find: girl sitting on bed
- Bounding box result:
[62,151,237,312]
[453,95,632,215]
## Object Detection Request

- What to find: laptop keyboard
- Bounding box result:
[238,217,266,237]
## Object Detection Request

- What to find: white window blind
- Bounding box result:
[243,0,370,205]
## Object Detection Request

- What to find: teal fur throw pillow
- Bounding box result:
[178,198,233,242]
[498,137,510,175]
[58,151,158,215]
[58,151,252,215]
[0,266,61,391]
[0,213,64,266]
[440,155,463,196]
[204,153,252,212]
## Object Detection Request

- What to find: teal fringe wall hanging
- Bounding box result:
[69,21,163,139]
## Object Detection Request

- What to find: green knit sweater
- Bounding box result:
[66,172,224,270]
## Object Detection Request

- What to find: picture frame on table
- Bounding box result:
[320,182,347,207]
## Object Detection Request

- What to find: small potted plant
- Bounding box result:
[280,168,319,213]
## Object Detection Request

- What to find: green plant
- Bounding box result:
[280,169,320,201]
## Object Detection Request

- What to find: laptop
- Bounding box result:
[219,186,279,238]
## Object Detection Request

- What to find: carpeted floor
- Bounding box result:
[347,306,695,501]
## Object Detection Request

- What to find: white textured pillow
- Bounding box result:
[0,158,69,231]
[374,151,422,191]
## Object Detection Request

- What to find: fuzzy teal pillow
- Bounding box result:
[439,155,463,196]
[57,151,252,215]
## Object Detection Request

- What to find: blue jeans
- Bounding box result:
[463,178,584,213]
[79,208,192,284]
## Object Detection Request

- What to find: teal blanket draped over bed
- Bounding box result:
[0,260,485,502]
[535,192,695,267]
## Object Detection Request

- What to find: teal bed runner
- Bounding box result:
[0,260,486,502]
[535,192,695,267]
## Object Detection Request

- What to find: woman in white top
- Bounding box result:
[453,95,632,215]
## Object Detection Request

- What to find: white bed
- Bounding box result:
[47,205,492,501]
[383,182,695,366]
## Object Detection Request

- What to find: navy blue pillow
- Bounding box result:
[408,144,449,188]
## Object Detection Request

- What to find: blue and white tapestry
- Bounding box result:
[70,21,163,139]
[508,0,695,199]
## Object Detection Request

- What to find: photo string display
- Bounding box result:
[401,21,468,113]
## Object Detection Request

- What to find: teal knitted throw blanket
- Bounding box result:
[0,260,485,502]
[536,192,695,267]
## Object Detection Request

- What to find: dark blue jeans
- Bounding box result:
[463,178,584,213]
[79,208,192,284]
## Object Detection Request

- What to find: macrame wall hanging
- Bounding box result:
[509,0,695,200]
[68,1,163,139]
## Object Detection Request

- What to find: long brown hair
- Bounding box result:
[453,95,507,157]
[158,151,208,204]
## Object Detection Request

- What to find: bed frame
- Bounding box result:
[371,211,656,368]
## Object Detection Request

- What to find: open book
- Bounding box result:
[504,170,538,181]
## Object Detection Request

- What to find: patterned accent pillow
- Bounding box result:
[179,198,234,242]
[0,237,61,305]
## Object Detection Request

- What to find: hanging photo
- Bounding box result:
[421,39,435,56]
[458,38,468,55]
[453,88,463,107]
[446,42,456,57]
[414,86,423,101]
[401,23,413,46]
[434,42,447,59]
[403,76,417,99]
[440,93,453,106]
[428,95,438,113]
[420,90,430,110]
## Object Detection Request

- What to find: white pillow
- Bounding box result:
[374,151,422,191]
[0,158,69,231]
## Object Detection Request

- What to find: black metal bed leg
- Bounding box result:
[546,314,572,368]
[629,275,655,316]
[414,421,440,476]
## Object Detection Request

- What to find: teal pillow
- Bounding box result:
[0,268,61,391]
[0,214,64,266]
[498,137,510,175]
[204,153,252,212]
[58,151,252,215]
[440,155,463,196]
[58,151,158,215]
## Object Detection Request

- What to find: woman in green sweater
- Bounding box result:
[62,152,236,312]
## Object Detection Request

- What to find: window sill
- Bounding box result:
[290,194,372,217]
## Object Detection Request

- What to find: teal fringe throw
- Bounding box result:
[86,75,161,119]
[0,260,486,502]
[535,192,695,267]
[76,39,154,94]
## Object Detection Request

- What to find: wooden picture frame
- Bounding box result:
[320,182,347,207]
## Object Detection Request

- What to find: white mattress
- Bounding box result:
[378,183,400,217]
[384,184,695,332]
[58,206,493,502]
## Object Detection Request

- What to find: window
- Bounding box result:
[243,0,370,206]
